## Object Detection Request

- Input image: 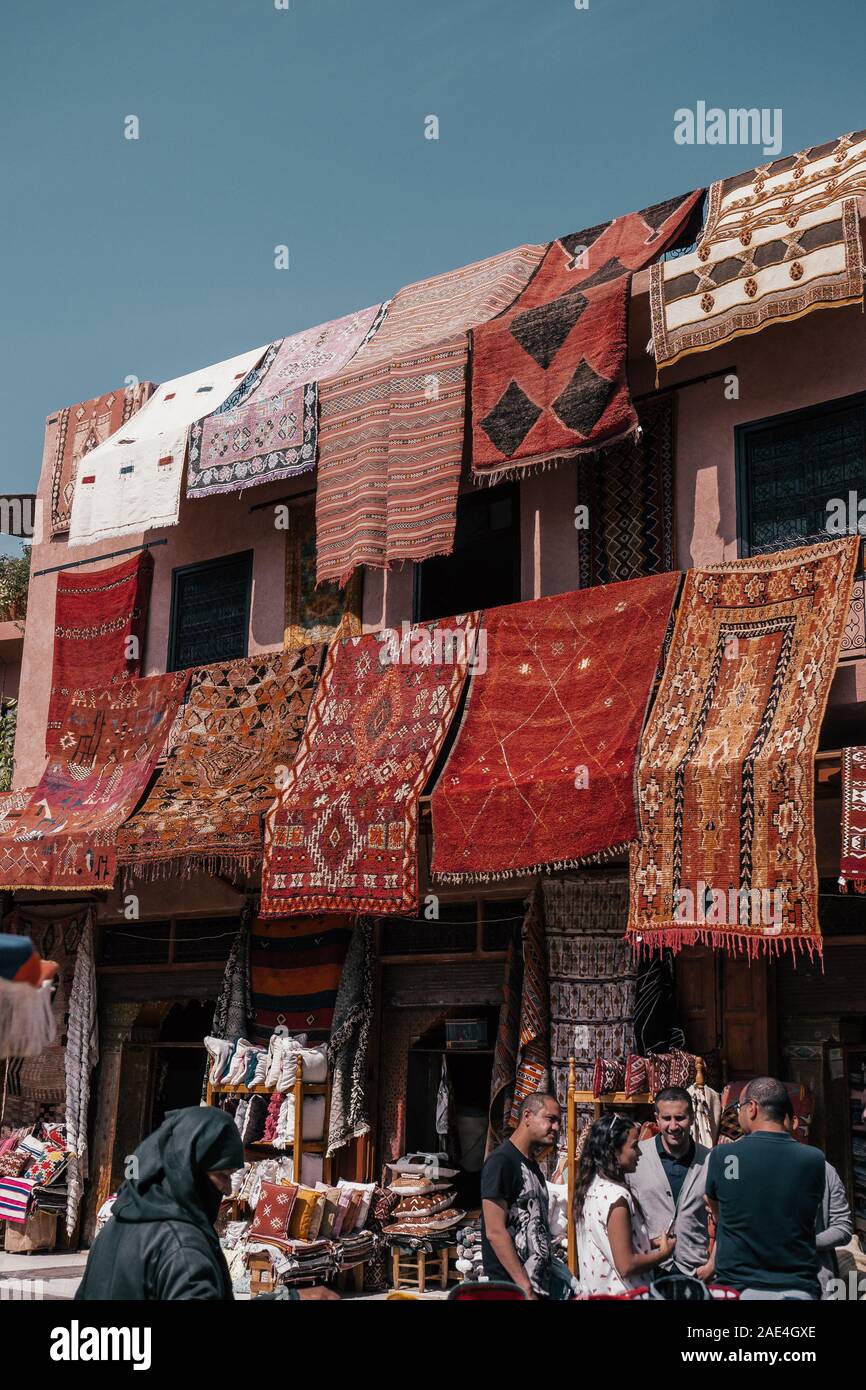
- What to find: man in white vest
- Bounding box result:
[626,1087,714,1281]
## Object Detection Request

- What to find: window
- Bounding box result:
[735,394,866,556]
[168,550,253,671]
[413,482,520,623]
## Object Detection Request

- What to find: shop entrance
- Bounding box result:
[404,1007,499,1208]
[147,999,215,1132]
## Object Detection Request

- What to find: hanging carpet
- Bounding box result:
[0,672,188,891]
[470,191,702,481]
[283,502,362,650]
[315,243,545,585]
[628,536,860,958]
[249,913,353,1041]
[186,304,384,497]
[326,918,374,1155]
[67,344,268,545]
[261,617,477,915]
[508,884,551,1124]
[117,647,321,880]
[430,572,680,884]
[44,380,156,536]
[840,744,866,891]
[650,131,866,371]
[46,550,154,753]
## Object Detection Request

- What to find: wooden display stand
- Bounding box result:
[206,1053,331,1184]
[565,1054,706,1274]
[390,1244,456,1293]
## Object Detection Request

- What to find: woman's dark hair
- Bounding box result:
[573,1112,639,1225]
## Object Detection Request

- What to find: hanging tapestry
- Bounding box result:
[117,647,321,880]
[0,672,189,892]
[186,305,383,497]
[283,503,362,650]
[509,885,551,1124]
[0,908,90,1131]
[541,876,636,1114]
[44,381,156,536]
[650,131,866,370]
[470,192,702,482]
[315,243,545,585]
[487,928,522,1154]
[628,536,860,959]
[576,394,676,586]
[46,550,154,753]
[841,574,866,657]
[64,913,97,1235]
[261,617,477,915]
[249,913,353,1040]
[840,745,866,892]
[431,573,679,883]
[211,902,254,1044]
[67,344,268,545]
[326,919,374,1155]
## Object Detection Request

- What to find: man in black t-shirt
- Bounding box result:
[480,1092,559,1298]
[705,1076,825,1299]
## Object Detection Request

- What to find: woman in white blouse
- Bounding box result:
[574,1112,675,1296]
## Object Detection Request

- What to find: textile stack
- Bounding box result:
[0,1121,72,1246]
[382,1156,464,1241]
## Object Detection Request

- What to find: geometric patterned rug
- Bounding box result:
[840,744,866,892]
[628,536,861,959]
[44,381,155,536]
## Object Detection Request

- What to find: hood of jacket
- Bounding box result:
[112,1105,243,1238]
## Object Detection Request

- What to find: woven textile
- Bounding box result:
[633,952,686,1054]
[44,381,155,536]
[628,537,861,958]
[576,395,676,586]
[487,930,522,1154]
[315,244,544,584]
[68,344,267,545]
[0,910,89,1131]
[431,574,680,883]
[64,914,97,1235]
[841,575,866,657]
[326,919,374,1155]
[261,618,476,915]
[471,193,701,480]
[249,914,353,1040]
[0,790,31,835]
[0,672,188,891]
[509,885,551,1124]
[651,131,866,370]
[284,502,362,650]
[211,904,254,1045]
[541,877,636,1112]
[840,745,866,891]
[187,306,382,497]
[0,1177,35,1224]
[46,551,154,753]
[117,647,321,879]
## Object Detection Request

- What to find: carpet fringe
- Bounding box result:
[432,840,634,886]
[472,425,643,487]
[626,926,823,964]
[119,853,259,890]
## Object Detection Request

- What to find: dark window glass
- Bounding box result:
[100,922,171,966]
[380,903,477,955]
[172,918,238,963]
[482,899,526,951]
[413,483,520,622]
[168,551,253,670]
[736,396,866,555]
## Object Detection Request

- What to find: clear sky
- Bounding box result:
[2,0,866,551]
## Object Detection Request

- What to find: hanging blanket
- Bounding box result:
[0,672,189,891]
[470,192,701,481]
[650,131,866,370]
[44,381,156,536]
[261,618,477,915]
[64,913,97,1235]
[67,344,268,545]
[628,537,861,959]
[315,244,544,584]
[840,745,866,891]
[576,395,676,587]
[541,876,636,1113]
[0,909,90,1130]
[249,913,353,1040]
[117,647,321,879]
[284,502,362,650]
[486,929,523,1155]
[326,919,374,1155]
[509,885,551,1125]
[212,903,254,1043]
[186,305,383,497]
[431,573,679,883]
[46,550,154,753]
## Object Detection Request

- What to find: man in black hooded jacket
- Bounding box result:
[76,1106,336,1301]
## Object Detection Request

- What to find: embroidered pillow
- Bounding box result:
[288,1185,324,1241]
[624,1054,648,1097]
[249,1179,298,1244]
[336,1179,376,1228]
[592,1057,625,1097]
[314,1183,342,1237]
[0,1150,29,1179]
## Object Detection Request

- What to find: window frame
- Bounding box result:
[411,481,521,623]
[167,548,254,672]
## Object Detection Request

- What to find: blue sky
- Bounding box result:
[2,0,865,551]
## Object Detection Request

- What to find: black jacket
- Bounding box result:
[76,1106,241,1301]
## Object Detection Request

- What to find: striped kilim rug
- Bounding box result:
[186,304,384,497]
[249,913,353,1039]
[628,537,861,958]
[650,130,866,370]
[315,244,545,585]
[470,192,701,481]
